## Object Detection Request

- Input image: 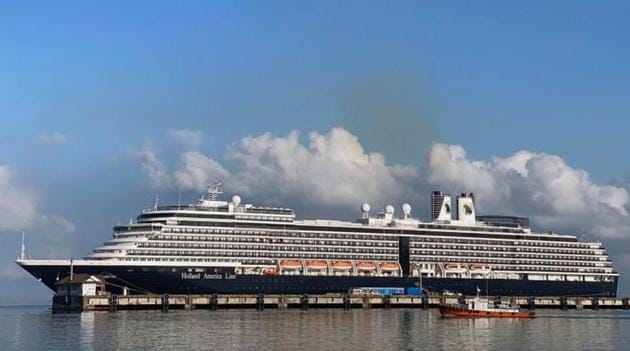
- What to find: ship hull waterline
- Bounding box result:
[18,263,618,297]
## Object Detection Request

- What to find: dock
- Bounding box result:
[52,293,630,313]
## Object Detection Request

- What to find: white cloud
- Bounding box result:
[167,129,203,148]
[137,143,172,189]
[226,128,419,209]
[137,128,630,238]
[0,164,75,261]
[38,132,68,145]
[427,144,630,237]
[173,151,230,191]
[0,166,37,231]
[38,214,76,236]
[141,128,420,214]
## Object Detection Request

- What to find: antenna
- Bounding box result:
[19,232,26,260]
[154,194,159,209]
[178,187,182,210]
[207,179,223,201]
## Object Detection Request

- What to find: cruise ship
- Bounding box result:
[17,183,618,297]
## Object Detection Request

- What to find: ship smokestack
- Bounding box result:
[431,191,452,221]
[457,193,476,225]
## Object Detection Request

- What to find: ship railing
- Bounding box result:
[143,205,294,216]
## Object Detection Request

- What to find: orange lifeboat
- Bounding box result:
[331,261,353,271]
[263,268,277,276]
[356,261,377,272]
[306,260,328,270]
[279,260,303,270]
[379,262,400,272]
[469,263,490,270]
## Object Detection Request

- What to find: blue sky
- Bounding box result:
[1,1,630,303]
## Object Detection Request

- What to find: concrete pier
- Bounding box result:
[52,294,630,313]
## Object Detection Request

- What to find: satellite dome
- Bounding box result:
[232,195,241,207]
[361,203,371,213]
[402,203,412,215]
[385,205,395,214]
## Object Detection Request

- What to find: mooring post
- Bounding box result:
[528,296,535,310]
[362,296,370,309]
[187,294,194,310]
[421,294,429,309]
[210,293,218,311]
[560,296,568,311]
[162,293,169,313]
[256,293,265,311]
[109,294,118,313]
[301,294,309,310]
[383,295,391,309]
[592,297,599,310]
[343,293,350,310]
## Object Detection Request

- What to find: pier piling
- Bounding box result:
[300,294,309,310]
[592,297,599,310]
[210,294,218,311]
[161,294,169,313]
[108,294,118,313]
[54,293,630,312]
[256,293,265,311]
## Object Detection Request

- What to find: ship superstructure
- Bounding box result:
[17,182,618,296]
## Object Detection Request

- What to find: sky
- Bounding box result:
[1,1,630,304]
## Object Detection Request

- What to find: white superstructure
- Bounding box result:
[76,183,616,283]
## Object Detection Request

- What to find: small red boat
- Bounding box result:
[439,295,535,319]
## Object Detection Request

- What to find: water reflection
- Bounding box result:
[79,312,95,351]
[1,308,629,351]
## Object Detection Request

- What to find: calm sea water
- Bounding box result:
[1,306,629,351]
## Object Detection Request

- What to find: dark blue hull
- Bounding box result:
[21,264,618,297]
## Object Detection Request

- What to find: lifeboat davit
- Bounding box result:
[444,263,467,271]
[306,260,328,270]
[356,261,377,272]
[279,260,303,270]
[469,263,490,271]
[331,261,353,271]
[379,262,400,272]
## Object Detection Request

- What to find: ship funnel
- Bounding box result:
[431,191,452,221]
[457,193,476,225]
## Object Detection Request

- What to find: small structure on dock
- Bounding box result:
[53,274,108,313]
[56,274,107,297]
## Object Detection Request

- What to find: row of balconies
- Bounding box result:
[127,251,397,261]
[410,248,607,261]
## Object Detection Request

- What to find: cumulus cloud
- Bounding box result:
[173,151,230,191]
[141,128,420,215]
[167,129,203,148]
[136,127,630,238]
[0,166,37,231]
[226,128,418,209]
[0,165,75,246]
[38,132,68,145]
[427,143,630,237]
[137,143,172,189]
